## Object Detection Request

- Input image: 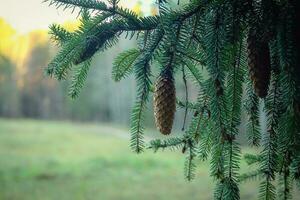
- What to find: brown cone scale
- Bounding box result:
[153,75,176,135]
[247,29,271,98]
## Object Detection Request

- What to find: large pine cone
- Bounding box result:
[153,74,176,135]
[247,29,271,98]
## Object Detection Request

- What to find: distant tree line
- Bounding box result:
[0,35,195,131]
[0,38,124,121]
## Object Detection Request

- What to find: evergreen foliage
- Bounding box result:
[112,48,140,82]
[46,0,300,199]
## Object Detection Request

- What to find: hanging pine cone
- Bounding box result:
[247,28,271,98]
[153,74,176,135]
[214,79,224,96]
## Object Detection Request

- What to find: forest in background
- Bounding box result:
[0,16,197,131]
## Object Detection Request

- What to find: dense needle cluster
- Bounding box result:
[45,0,300,199]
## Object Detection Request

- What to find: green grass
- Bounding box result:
[0,118,261,200]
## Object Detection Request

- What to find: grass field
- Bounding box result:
[0,118,267,200]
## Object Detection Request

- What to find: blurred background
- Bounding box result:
[0,0,289,199]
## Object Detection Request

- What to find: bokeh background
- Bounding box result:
[0,0,295,199]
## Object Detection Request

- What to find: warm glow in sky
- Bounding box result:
[0,0,155,34]
[0,0,156,87]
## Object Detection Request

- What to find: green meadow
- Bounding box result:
[0,118,280,200]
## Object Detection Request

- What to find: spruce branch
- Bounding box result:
[225,39,244,186]
[259,71,283,200]
[240,170,263,183]
[176,98,199,110]
[69,59,91,98]
[130,29,164,153]
[49,24,73,44]
[204,6,229,184]
[112,48,141,82]
[244,153,262,166]
[181,66,188,131]
[197,121,212,161]
[148,137,185,152]
[44,0,139,23]
[45,1,300,199]
[245,78,261,146]
[184,139,197,181]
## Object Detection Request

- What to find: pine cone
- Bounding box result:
[153,74,176,135]
[247,29,271,98]
[214,79,224,96]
